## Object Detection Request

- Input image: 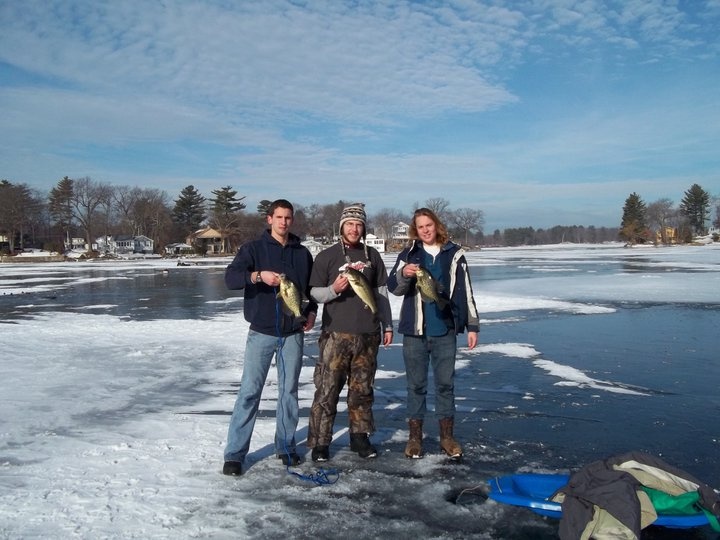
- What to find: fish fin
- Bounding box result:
[419,291,435,303]
[284,306,306,322]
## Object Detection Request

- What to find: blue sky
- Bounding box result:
[1,0,718,231]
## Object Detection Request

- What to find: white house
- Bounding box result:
[391,222,410,241]
[65,237,87,251]
[164,243,194,256]
[96,235,154,255]
[365,233,385,253]
[301,239,325,257]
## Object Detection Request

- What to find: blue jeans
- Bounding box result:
[403,333,457,421]
[224,330,303,463]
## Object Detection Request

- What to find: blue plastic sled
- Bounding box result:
[488,473,711,529]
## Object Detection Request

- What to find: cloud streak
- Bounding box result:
[1,0,718,229]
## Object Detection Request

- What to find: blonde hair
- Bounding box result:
[409,208,449,245]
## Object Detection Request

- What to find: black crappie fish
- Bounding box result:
[343,267,377,315]
[415,267,449,310]
[277,274,305,321]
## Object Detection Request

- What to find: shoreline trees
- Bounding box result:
[1,177,717,255]
[619,184,714,246]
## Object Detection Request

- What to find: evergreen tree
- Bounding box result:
[257,200,273,216]
[172,185,206,234]
[211,186,246,216]
[679,183,710,236]
[48,176,75,248]
[620,192,649,244]
[503,227,535,246]
[209,186,246,253]
[0,180,40,253]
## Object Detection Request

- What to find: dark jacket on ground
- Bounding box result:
[387,240,479,336]
[551,451,720,539]
[225,229,316,337]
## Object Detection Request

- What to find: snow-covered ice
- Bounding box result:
[1,242,719,539]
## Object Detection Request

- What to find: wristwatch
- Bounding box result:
[255,271,263,284]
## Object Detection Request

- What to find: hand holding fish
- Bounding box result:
[257,270,281,287]
[414,266,449,310]
[332,273,349,294]
[402,263,419,278]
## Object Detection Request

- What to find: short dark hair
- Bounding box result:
[267,199,294,216]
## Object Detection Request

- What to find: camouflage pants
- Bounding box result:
[306,331,380,448]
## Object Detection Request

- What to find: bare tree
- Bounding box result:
[97,184,116,248]
[134,189,172,249]
[646,198,675,244]
[302,203,325,238]
[371,207,406,239]
[417,197,451,222]
[448,207,485,247]
[318,200,348,241]
[72,177,112,253]
[113,186,143,234]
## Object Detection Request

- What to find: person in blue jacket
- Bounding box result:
[222,199,317,476]
[387,207,478,460]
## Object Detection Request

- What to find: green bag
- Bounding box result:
[641,487,720,532]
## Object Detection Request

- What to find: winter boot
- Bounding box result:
[311,445,330,462]
[277,452,302,466]
[349,433,378,458]
[404,419,424,459]
[439,417,463,459]
[222,461,243,476]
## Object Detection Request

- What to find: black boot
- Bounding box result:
[350,433,378,458]
[277,452,302,466]
[311,445,330,462]
[222,461,243,476]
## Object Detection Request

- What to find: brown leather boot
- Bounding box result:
[439,417,462,458]
[404,419,424,459]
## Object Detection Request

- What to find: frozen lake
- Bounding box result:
[1,242,719,539]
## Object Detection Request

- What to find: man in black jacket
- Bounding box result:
[222,199,317,476]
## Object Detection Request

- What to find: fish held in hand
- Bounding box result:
[415,267,449,310]
[343,267,377,315]
[277,274,306,322]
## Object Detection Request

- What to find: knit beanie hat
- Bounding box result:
[339,202,370,263]
[339,203,367,232]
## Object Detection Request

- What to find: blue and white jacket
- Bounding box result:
[387,240,479,336]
